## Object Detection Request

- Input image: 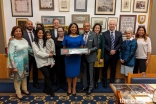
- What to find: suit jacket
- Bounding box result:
[102,30,123,58]
[22,29,35,47]
[51,29,67,40]
[82,31,98,63]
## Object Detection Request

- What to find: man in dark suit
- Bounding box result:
[102,20,123,88]
[79,22,98,95]
[22,20,40,89]
[51,19,67,91]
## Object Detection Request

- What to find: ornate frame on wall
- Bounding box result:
[119,15,137,34]
[91,17,107,30]
[58,0,70,12]
[95,0,116,15]
[74,0,87,12]
[41,16,65,25]
[10,0,33,17]
[121,0,131,12]
[39,0,54,10]
[133,0,149,13]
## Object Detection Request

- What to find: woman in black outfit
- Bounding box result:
[54,26,67,91]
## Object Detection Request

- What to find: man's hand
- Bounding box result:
[9,37,14,41]
[99,59,103,63]
[86,49,90,55]
[120,59,124,64]
[49,53,53,57]
[110,50,116,55]
[13,68,18,72]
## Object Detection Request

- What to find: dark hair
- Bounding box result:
[67,23,79,35]
[57,26,64,31]
[135,26,147,41]
[36,23,45,32]
[92,23,102,34]
[34,28,46,48]
[53,19,60,23]
[45,31,51,40]
[11,26,23,37]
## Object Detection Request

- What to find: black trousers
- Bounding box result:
[40,66,53,90]
[94,67,100,83]
[55,56,66,87]
[102,54,118,82]
[27,55,38,85]
[133,59,146,73]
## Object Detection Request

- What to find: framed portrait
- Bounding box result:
[119,15,137,34]
[138,15,146,24]
[121,0,131,12]
[91,17,107,30]
[95,0,116,15]
[41,16,65,25]
[74,0,87,12]
[39,0,54,10]
[16,18,28,30]
[133,0,149,13]
[108,17,118,30]
[10,0,33,17]
[72,14,90,28]
[58,0,70,12]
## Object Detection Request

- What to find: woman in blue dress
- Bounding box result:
[62,23,85,96]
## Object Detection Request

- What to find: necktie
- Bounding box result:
[84,35,88,44]
[110,32,115,49]
[29,32,34,42]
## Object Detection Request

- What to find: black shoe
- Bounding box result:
[33,84,41,89]
[43,88,50,95]
[21,90,31,95]
[16,94,23,100]
[67,92,71,96]
[48,88,55,97]
[54,86,60,91]
[61,86,67,91]
[79,87,88,92]
[72,93,76,96]
[94,83,98,90]
[86,89,93,95]
[103,81,107,89]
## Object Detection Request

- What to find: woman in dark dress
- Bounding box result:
[54,26,67,91]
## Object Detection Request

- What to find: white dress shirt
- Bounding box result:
[54,29,57,38]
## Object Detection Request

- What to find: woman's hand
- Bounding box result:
[145,60,149,66]
[120,59,124,63]
[99,59,103,63]
[49,53,53,57]
[13,68,18,72]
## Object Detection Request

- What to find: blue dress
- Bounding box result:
[62,35,85,78]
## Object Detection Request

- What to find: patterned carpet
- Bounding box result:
[0,93,116,104]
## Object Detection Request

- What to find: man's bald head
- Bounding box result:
[108,20,116,31]
[25,20,33,31]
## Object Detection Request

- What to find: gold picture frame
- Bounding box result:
[16,18,28,30]
[58,0,70,12]
[133,0,149,13]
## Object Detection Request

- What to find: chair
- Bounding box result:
[127,72,156,84]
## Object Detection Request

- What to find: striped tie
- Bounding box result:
[110,32,114,49]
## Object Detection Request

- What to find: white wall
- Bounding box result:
[3,0,150,44]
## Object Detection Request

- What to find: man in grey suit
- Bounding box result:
[22,20,40,89]
[79,22,98,95]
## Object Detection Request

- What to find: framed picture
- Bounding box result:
[119,15,137,34]
[133,0,149,13]
[95,0,116,15]
[121,0,131,12]
[138,15,146,24]
[91,17,107,29]
[16,18,28,30]
[108,17,118,30]
[41,16,65,25]
[74,0,87,12]
[72,14,90,28]
[39,0,54,10]
[10,0,33,17]
[58,0,70,12]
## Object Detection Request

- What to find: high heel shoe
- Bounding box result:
[67,88,72,96]
[72,88,76,96]
[16,94,23,100]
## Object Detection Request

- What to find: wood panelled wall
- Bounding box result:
[1,54,156,79]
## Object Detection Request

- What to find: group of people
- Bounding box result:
[7,18,151,100]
